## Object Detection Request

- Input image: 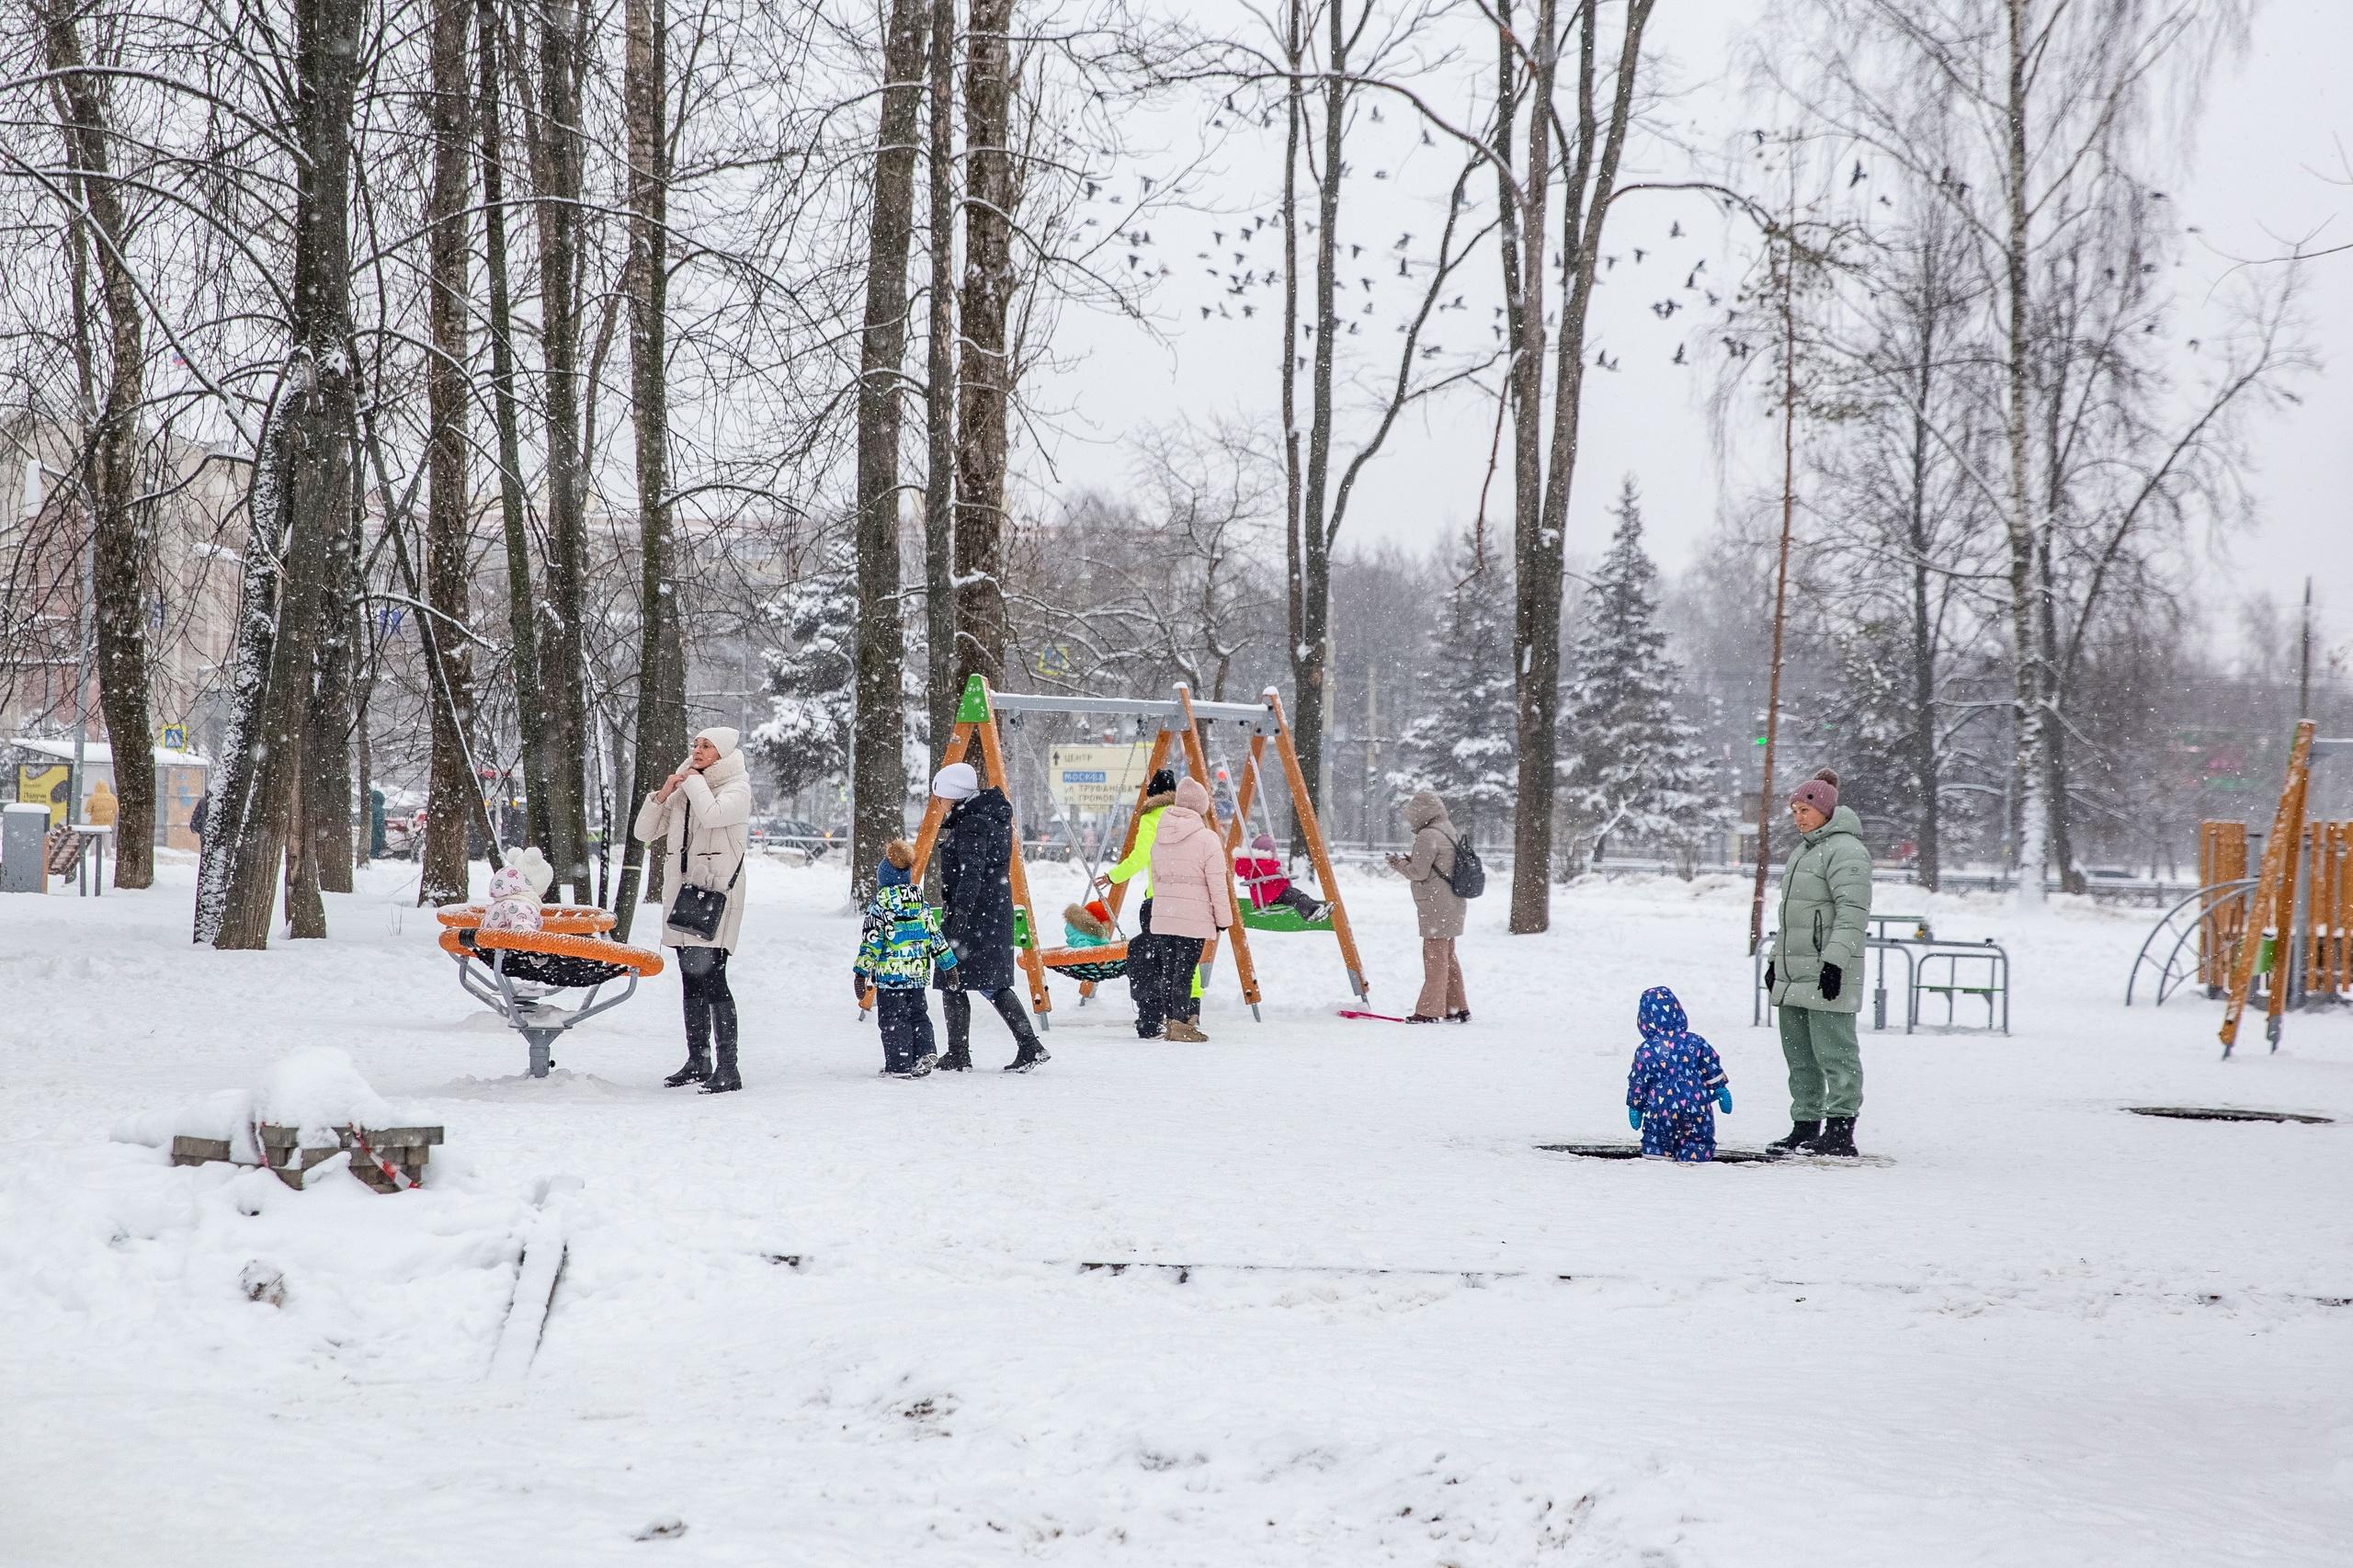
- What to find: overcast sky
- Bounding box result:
[1024,0,2353,649]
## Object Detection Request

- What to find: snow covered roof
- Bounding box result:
[6,737,210,767]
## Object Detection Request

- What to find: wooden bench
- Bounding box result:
[170,1124,445,1192]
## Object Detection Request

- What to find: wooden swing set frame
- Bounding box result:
[901,676,1371,1027]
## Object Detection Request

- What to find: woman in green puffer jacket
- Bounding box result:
[1764,767,1872,1157]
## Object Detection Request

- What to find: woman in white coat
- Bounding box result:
[633,726,752,1092]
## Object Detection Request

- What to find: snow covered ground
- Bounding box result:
[3,854,2349,1565]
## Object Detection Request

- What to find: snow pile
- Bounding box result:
[110,1046,410,1161]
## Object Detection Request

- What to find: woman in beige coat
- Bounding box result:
[1387,790,1469,1023]
[1140,777,1233,1042]
[633,725,752,1092]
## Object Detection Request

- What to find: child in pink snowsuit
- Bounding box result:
[479,865,545,934]
[1233,833,1325,922]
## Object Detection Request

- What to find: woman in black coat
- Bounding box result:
[928,762,1048,1074]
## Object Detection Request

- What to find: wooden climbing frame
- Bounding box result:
[2217,721,2352,1056]
[2197,821,2248,990]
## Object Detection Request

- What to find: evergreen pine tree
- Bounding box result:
[1387,524,1516,837]
[751,535,930,808]
[1558,478,1729,867]
[751,539,856,798]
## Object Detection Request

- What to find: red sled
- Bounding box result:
[1338,1008,1411,1023]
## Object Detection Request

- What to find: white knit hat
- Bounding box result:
[503,844,554,899]
[695,726,741,759]
[930,761,980,801]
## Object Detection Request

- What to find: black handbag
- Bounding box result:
[666,796,743,941]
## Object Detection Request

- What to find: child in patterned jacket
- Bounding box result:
[1627,985,1732,1162]
[479,864,545,934]
[854,839,957,1077]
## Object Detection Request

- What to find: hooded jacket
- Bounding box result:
[1626,986,1727,1116]
[934,785,1016,992]
[1144,778,1233,941]
[632,731,752,950]
[1398,790,1465,940]
[1769,803,1873,1014]
[1105,790,1176,898]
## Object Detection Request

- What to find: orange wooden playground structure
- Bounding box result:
[898,676,1372,1028]
[2200,722,2353,1055]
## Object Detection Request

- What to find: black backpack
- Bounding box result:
[1443,835,1485,899]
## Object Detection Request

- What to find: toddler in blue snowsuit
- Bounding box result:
[1627,985,1731,1162]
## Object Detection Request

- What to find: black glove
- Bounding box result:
[938,965,962,991]
[1819,961,1843,1001]
[1764,962,1775,990]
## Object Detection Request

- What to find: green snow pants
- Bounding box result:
[1777,1006,1863,1119]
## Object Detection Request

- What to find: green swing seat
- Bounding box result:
[1239,903,1334,935]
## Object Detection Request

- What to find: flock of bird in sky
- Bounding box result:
[1073,127,1800,375]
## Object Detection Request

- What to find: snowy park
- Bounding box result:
[5,0,2353,1559]
[6,853,2351,1565]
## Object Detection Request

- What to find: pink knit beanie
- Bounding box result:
[1790,768,1840,817]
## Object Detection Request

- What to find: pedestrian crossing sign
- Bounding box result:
[159,724,188,752]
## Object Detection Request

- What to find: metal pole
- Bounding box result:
[2299,575,2313,719]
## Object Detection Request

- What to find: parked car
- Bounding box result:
[750,816,830,863]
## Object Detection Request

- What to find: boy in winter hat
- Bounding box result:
[854,840,956,1077]
[1626,985,1732,1163]
[479,863,546,934]
[1233,832,1326,923]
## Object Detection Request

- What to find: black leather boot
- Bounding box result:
[663,1047,711,1087]
[1805,1116,1859,1156]
[1766,1119,1821,1156]
[699,1043,742,1094]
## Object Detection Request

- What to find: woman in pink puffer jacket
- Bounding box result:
[1138,777,1232,1041]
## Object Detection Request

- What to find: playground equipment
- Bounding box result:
[2124,720,2353,1055]
[1752,912,2010,1034]
[902,676,1370,1027]
[437,902,665,1076]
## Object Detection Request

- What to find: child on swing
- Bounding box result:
[1063,898,1119,949]
[480,846,553,934]
[1233,833,1326,923]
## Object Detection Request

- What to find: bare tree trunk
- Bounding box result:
[1278,0,1303,846]
[854,0,930,890]
[301,452,358,899]
[923,0,958,767]
[1504,0,1557,934]
[2002,0,2051,903]
[950,0,1013,693]
[2036,349,2084,894]
[478,0,544,856]
[198,0,361,948]
[1506,0,1653,934]
[1905,301,1941,892]
[42,4,156,888]
[420,0,477,904]
[533,0,593,900]
[1290,0,1345,824]
[613,0,683,939]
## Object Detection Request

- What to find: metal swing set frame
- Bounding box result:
[901,676,1372,1027]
